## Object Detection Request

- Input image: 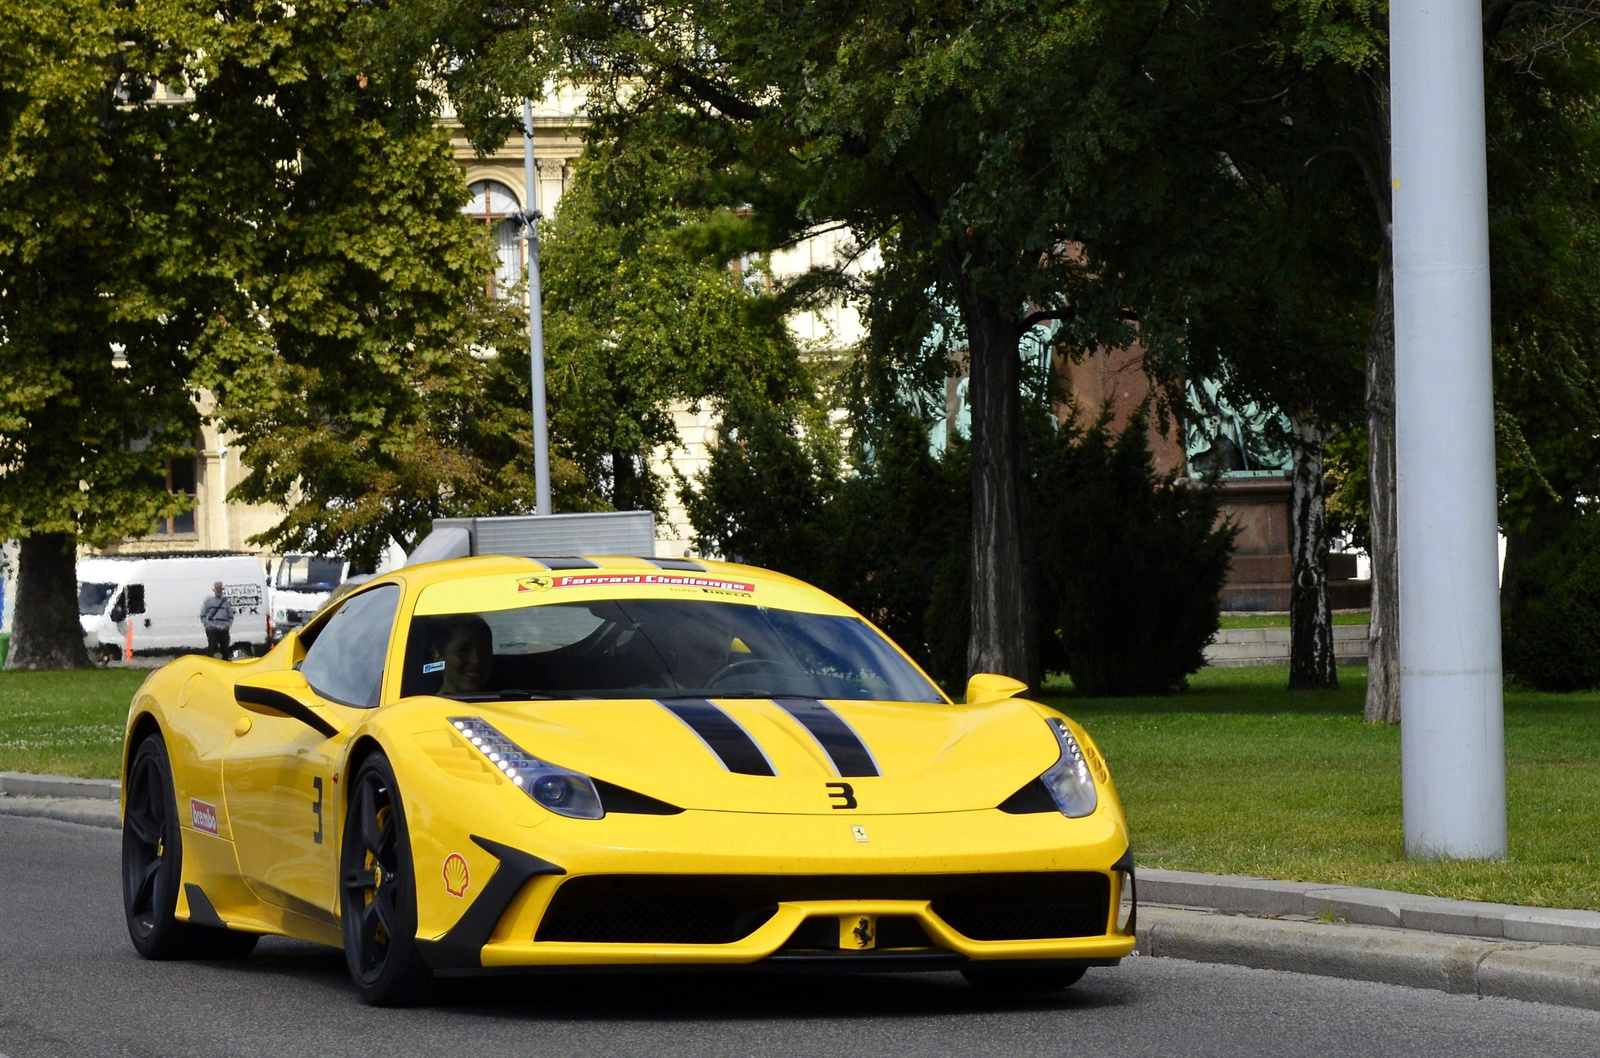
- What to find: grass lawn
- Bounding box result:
[1043,666,1600,911]
[4,663,1598,911]
[1218,611,1369,628]
[0,669,147,778]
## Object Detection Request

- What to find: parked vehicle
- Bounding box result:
[78,553,268,662]
[267,544,406,643]
[268,554,348,644]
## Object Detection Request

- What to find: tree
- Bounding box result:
[379,0,1273,690]
[1035,406,1235,696]
[540,141,814,513]
[1,0,544,667]
[1,1,211,668]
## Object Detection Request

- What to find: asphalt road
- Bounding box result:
[4,814,1600,1058]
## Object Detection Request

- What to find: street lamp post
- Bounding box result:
[1391,0,1507,858]
[509,98,553,516]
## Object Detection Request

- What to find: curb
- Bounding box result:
[0,796,120,828]
[0,772,120,800]
[1140,867,1600,948]
[1138,906,1600,1011]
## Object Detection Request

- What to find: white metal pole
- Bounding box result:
[1391,0,1506,858]
[523,98,553,516]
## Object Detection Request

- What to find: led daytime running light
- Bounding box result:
[449,716,604,819]
[1039,717,1099,818]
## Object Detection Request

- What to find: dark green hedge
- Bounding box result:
[683,402,1232,695]
[1035,411,1235,696]
[1503,512,1600,692]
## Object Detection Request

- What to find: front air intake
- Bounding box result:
[534,872,1111,945]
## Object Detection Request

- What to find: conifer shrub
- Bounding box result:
[685,401,1234,696]
[1033,409,1235,696]
[1502,512,1600,692]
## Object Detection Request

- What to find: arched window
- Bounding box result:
[463,180,524,299]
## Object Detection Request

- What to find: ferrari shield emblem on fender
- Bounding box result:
[851,825,869,842]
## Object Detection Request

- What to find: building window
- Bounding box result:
[463,180,523,299]
[154,456,198,535]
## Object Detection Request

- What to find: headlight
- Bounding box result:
[449,716,604,820]
[1038,717,1098,818]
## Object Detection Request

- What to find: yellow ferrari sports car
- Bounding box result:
[121,554,1136,1004]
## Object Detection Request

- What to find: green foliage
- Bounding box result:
[1503,511,1600,693]
[1483,25,1600,530]
[688,397,1231,693]
[0,0,208,546]
[1035,408,1235,697]
[178,0,541,564]
[681,394,842,578]
[541,142,811,513]
[1323,428,1371,550]
[0,0,536,571]
[684,402,974,684]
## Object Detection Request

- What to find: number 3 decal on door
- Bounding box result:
[312,776,324,844]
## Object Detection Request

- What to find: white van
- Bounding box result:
[78,553,268,662]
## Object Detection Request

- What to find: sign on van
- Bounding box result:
[225,583,263,616]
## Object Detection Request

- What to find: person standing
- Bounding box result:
[201,581,235,659]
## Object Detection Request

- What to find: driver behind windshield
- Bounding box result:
[430,615,494,695]
[650,610,736,689]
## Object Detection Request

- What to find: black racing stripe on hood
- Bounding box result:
[660,699,776,776]
[771,697,880,777]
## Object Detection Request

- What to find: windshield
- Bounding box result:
[78,582,118,616]
[399,599,943,703]
[276,555,344,593]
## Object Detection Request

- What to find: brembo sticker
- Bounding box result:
[190,798,219,836]
[443,853,470,898]
[520,573,754,594]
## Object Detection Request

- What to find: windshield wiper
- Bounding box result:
[661,691,821,700]
[438,689,587,702]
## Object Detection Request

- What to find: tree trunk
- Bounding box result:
[610,448,638,511]
[1364,248,1401,723]
[1289,412,1338,690]
[6,533,92,670]
[961,291,1040,690]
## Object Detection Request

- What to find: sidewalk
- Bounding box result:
[5,771,1599,1010]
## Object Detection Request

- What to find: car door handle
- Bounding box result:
[144,618,152,627]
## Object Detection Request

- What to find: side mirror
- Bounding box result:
[234,670,341,738]
[965,672,1029,705]
[110,594,126,624]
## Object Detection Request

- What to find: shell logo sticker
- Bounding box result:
[443,853,470,897]
[517,576,553,593]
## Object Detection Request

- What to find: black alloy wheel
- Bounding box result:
[122,734,258,959]
[340,754,432,1006]
[960,965,1087,992]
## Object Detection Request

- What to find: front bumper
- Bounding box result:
[411,809,1137,972]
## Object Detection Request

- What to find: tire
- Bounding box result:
[122,734,259,960]
[960,965,1087,992]
[340,753,432,1006]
